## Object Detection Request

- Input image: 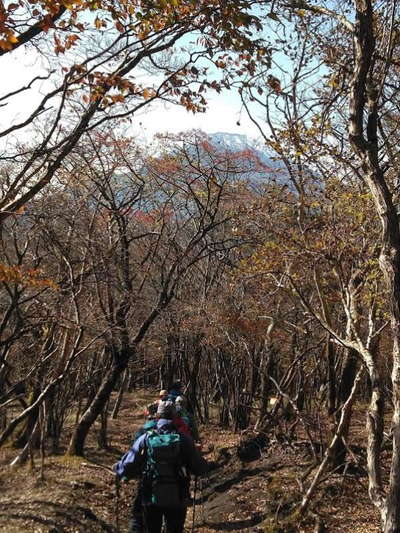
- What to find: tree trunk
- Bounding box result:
[384,338,400,532]
[97,398,110,450]
[10,418,40,467]
[12,386,40,449]
[256,349,273,429]
[300,367,364,514]
[111,369,128,420]
[67,361,126,456]
[338,348,359,405]
[365,362,384,513]
[330,347,359,470]
[348,2,400,528]
[160,333,177,388]
[325,336,345,469]
[326,334,337,417]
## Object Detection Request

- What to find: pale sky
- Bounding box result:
[131,93,259,140]
[3,46,261,144]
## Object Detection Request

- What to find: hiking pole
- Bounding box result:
[198,476,205,525]
[192,476,198,533]
[115,474,121,533]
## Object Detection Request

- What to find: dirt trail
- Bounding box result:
[0,393,381,532]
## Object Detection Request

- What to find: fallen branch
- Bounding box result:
[80,462,115,475]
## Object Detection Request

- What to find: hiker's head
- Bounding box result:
[145,402,158,419]
[157,400,177,420]
[159,389,168,401]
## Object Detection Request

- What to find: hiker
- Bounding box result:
[175,395,200,442]
[128,401,194,532]
[115,400,208,533]
[167,381,199,434]
[159,399,192,439]
[158,389,168,402]
[128,403,158,533]
[168,381,196,416]
[168,380,183,402]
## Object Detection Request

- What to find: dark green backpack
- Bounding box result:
[143,431,189,507]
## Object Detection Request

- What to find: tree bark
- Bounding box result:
[111,369,128,420]
[256,349,273,429]
[348,1,400,528]
[366,363,385,512]
[67,361,126,456]
[330,347,359,470]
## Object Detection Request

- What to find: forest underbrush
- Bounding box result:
[0,392,382,532]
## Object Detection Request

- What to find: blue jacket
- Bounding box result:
[132,419,157,443]
[168,389,181,402]
[116,419,208,480]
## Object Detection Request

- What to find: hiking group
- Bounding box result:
[114,381,208,533]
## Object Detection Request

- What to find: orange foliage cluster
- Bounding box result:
[0,263,58,289]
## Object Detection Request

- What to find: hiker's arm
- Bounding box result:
[182,436,208,476]
[115,435,146,479]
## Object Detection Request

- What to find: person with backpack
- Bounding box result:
[115,401,208,533]
[167,381,183,403]
[128,402,158,533]
[156,397,193,439]
[158,389,168,402]
[128,400,192,532]
[168,381,196,416]
[175,396,200,442]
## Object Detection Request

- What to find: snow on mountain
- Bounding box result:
[207,131,287,183]
[209,132,254,152]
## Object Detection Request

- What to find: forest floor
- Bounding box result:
[0,391,383,532]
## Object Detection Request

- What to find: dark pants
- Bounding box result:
[142,505,187,533]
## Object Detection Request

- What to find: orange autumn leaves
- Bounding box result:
[0,0,264,52]
[0,263,58,289]
[0,0,267,114]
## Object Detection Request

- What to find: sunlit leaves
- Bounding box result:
[235,178,381,316]
[0,0,269,110]
[0,263,58,289]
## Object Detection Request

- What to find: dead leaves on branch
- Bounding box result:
[0,0,270,115]
[0,0,267,55]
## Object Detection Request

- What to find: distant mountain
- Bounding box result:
[209,132,255,152]
[207,131,287,184]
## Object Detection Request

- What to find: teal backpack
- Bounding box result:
[143,431,189,507]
